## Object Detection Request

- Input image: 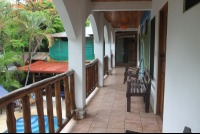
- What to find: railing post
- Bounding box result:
[64,77,71,118]
[22,95,32,133]
[6,103,16,133]
[35,89,45,133]
[70,74,75,112]
[46,85,55,133]
[55,81,62,127]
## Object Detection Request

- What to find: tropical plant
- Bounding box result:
[0,51,25,92]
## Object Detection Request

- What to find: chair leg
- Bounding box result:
[124,74,127,84]
[127,96,131,112]
[145,93,150,113]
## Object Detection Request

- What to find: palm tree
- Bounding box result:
[18,10,52,85]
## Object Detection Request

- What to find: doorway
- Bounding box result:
[156,2,168,121]
[116,37,137,66]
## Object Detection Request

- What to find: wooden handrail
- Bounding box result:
[86,59,99,68]
[0,70,75,109]
[0,70,76,133]
[86,59,99,98]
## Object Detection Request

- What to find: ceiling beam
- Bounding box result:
[92,1,152,11]
[114,28,138,32]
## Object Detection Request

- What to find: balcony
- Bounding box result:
[0,60,162,133]
[67,67,162,133]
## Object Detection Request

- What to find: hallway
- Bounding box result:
[69,67,162,133]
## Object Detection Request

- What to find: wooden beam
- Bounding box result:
[92,1,152,11]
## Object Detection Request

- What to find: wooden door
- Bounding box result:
[123,38,129,63]
[157,3,168,120]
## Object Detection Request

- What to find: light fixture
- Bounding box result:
[121,23,127,30]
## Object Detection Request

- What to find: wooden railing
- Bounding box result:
[86,59,99,98]
[0,70,76,133]
[104,56,108,76]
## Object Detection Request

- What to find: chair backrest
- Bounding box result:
[140,69,151,93]
[183,126,192,133]
[126,59,143,72]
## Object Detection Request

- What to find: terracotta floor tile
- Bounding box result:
[75,120,93,127]
[142,123,160,131]
[125,116,141,122]
[71,125,90,133]
[108,121,125,129]
[125,122,142,130]
[143,130,162,133]
[110,115,125,122]
[100,102,114,107]
[107,128,125,133]
[141,117,158,124]
[91,121,109,128]
[97,110,112,116]
[99,106,113,111]
[94,115,110,122]
[111,111,126,117]
[140,113,155,118]
[88,128,107,133]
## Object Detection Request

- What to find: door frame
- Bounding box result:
[156,2,168,117]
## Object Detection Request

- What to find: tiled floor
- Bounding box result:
[69,67,163,133]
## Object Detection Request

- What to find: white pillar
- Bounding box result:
[94,12,104,87]
[111,28,116,68]
[105,23,112,72]
[67,0,86,118]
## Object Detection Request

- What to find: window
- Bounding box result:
[145,18,148,35]
[150,17,156,78]
[184,0,200,12]
[141,25,143,34]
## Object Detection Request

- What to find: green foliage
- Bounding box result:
[0,51,25,92]
[86,18,90,27]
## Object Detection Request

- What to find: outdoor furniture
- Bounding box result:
[14,99,22,113]
[183,126,192,133]
[124,59,143,84]
[30,94,36,106]
[126,68,151,113]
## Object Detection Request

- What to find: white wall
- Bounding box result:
[151,0,200,133]
[163,0,200,133]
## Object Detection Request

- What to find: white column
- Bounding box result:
[94,12,104,87]
[111,28,116,68]
[105,23,112,72]
[68,0,86,118]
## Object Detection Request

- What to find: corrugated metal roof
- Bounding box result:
[49,25,93,38]
[18,61,68,74]
[21,52,49,62]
